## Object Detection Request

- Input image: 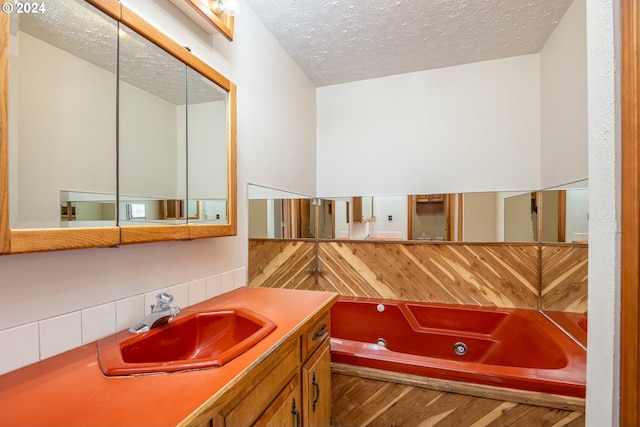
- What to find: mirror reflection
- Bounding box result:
[186,66,228,224]
[119,23,187,225]
[541,179,589,243]
[8,0,117,229]
[248,185,314,239]
[248,181,588,244]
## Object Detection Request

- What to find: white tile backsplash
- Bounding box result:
[220,271,235,294]
[205,274,221,298]
[39,312,82,360]
[116,294,145,332]
[234,267,247,288]
[188,279,206,305]
[0,269,241,376]
[0,323,40,375]
[81,303,116,344]
[168,282,189,309]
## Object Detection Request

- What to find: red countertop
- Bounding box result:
[0,287,338,427]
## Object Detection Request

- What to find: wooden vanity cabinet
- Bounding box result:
[253,375,302,427]
[181,307,333,427]
[302,343,331,427]
[300,313,331,427]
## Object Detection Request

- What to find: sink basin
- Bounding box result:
[97,308,277,376]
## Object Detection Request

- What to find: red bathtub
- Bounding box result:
[330,297,586,398]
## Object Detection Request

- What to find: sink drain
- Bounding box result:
[453,342,467,356]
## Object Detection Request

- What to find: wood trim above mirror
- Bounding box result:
[1,0,237,254]
[168,0,235,41]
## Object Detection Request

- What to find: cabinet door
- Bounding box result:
[254,375,301,427]
[302,342,331,427]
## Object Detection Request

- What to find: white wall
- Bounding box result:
[317,54,541,197]
[540,0,588,189]
[585,0,620,424]
[0,1,317,374]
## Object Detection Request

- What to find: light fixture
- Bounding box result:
[171,0,237,40]
[212,0,240,16]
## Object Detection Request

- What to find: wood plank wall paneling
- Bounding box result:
[540,244,588,313]
[248,240,587,312]
[331,372,585,427]
[317,241,539,309]
[248,239,316,290]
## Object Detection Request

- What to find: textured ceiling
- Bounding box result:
[242,0,574,87]
[11,0,225,104]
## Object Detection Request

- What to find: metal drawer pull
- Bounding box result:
[291,398,301,427]
[312,324,327,340]
[312,371,320,412]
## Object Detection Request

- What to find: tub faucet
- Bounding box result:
[129,293,181,334]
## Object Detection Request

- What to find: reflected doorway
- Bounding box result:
[408,194,455,241]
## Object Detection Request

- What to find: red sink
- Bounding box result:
[98,308,277,376]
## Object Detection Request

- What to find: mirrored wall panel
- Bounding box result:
[118,23,187,225]
[249,183,588,245]
[8,0,117,229]
[186,66,228,224]
[541,179,589,243]
[248,185,314,239]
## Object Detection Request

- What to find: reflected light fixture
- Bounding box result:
[211,0,240,16]
[173,0,237,40]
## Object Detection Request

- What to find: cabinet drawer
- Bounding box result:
[301,313,330,361]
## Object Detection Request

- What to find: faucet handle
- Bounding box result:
[155,292,174,310]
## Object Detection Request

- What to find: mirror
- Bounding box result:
[186,66,229,226]
[118,23,188,226]
[352,196,375,223]
[312,192,540,242]
[249,191,540,242]
[248,185,314,239]
[410,194,452,241]
[541,179,589,243]
[503,192,539,242]
[540,180,589,348]
[7,0,118,230]
[0,0,237,254]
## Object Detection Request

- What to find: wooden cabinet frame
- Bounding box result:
[621,0,640,423]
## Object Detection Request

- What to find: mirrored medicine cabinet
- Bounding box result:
[0,0,237,254]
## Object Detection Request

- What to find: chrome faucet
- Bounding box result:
[129,293,181,334]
